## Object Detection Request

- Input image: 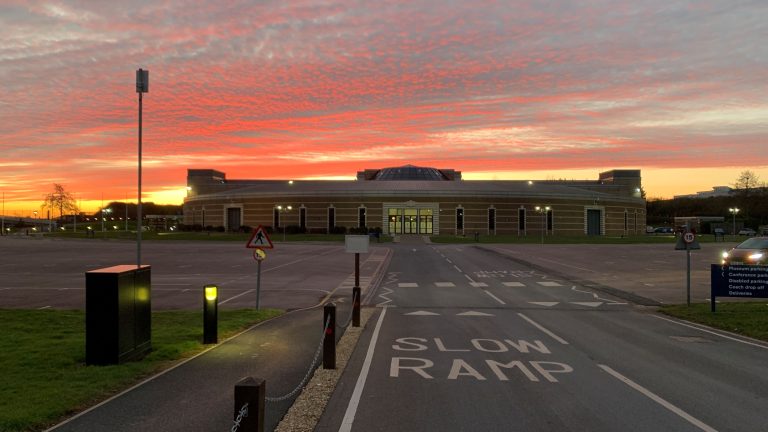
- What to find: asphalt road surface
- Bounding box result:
[318,239,768,432]
[0,236,387,311]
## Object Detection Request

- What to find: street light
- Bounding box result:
[276,205,292,242]
[101,208,112,232]
[535,206,550,244]
[729,207,740,235]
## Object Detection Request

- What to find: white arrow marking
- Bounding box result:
[571,302,603,307]
[456,311,494,316]
[529,302,559,307]
[405,311,440,316]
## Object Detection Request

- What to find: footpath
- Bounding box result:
[46,247,391,432]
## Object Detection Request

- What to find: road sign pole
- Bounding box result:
[256,259,262,310]
[686,246,691,307]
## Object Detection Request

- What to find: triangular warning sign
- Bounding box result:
[246,225,273,249]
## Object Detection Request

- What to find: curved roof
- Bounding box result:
[374,165,448,181]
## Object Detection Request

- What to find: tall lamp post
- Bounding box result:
[136,68,149,267]
[535,206,550,244]
[729,207,739,236]
[276,205,292,241]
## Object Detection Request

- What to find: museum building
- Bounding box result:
[182,165,646,236]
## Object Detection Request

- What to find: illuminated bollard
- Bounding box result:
[323,303,336,369]
[203,284,218,344]
[352,287,361,327]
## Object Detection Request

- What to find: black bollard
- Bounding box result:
[234,377,265,432]
[323,303,336,369]
[352,287,361,327]
[203,285,218,344]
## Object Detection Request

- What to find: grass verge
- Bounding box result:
[0,308,282,432]
[659,302,768,342]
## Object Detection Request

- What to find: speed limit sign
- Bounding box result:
[683,232,695,244]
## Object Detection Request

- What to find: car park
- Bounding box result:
[721,236,768,265]
[738,228,757,236]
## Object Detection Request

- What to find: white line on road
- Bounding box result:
[339,306,388,432]
[483,290,506,305]
[517,313,569,345]
[446,259,453,264]
[219,289,254,305]
[464,274,474,282]
[652,314,768,350]
[453,265,463,273]
[37,305,51,310]
[598,364,718,432]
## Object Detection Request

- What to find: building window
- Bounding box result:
[518,208,526,232]
[328,207,336,232]
[358,207,367,228]
[273,207,280,229]
[488,208,496,233]
[300,207,306,230]
[546,208,553,232]
[456,207,464,232]
[624,211,628,232]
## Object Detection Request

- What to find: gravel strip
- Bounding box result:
[274,307,376,432]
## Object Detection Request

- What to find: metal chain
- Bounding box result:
[265,315,331,403]
[230,402,248,432]
[336,304,355,330]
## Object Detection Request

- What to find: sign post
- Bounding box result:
[345,235,369,325]
[711,264,768,312]
[675,230,700,306]
[247,226,273,310]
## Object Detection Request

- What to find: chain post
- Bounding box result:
[352,286,361,327]
[323,303,336,369]
[234,377,264,432]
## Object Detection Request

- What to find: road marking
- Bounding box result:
[434,282,455,287]
[453,265,463,273]
[652,314,768,350]
[398,283,418,288]
[377,287,394,306]
[219,289,254,305]
[606,302,628,305]
[502,282,525,287]
[598,364,718,432]
[483,290,506,305]
[464,274,474,282]
[470,282,488,288]
[529,302,559,307]
[537,281,562,287]
[339,307,388,432]
[405,311,440,316]
[517,313,569,345]
[446,259,453,264]
[456,311,494,316]
[37,305,51,310]
[571,302,603,307]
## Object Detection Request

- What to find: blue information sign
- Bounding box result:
[710,264,768,311]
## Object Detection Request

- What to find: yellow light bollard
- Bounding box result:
[203,284,218,344]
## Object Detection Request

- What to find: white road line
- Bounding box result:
[464,274,474,282]
[398,283,418,288]
[219,289,254,305]
[598,364,718,432]
[339,306,388,432]
[537,281,563,287]
[470,282,488,288]
[652,314,768,350]
[453,265,463,273]
[483,290,506,305]
[37,305,51,310]
[502,282,525,287]
[446,259,453,264]
[517,313,569,345]
[434,282,455,287]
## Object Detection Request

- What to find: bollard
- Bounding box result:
[234,377,265,432]
[323,303,336,369]
[352,287,361,327]
[203,284,218,344]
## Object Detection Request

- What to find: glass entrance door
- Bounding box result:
[404,209,418,234]
[419,209,433,234]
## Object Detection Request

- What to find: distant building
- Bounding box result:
[183,165,646,236]
[674,186,732,199]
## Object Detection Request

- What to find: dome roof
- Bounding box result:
[374,165,449,181]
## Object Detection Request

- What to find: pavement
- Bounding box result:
[43,245,391,432]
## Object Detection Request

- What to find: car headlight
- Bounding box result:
[749,253,763,261]
[722,251,729,259]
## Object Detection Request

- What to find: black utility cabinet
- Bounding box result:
[85,265,151,365]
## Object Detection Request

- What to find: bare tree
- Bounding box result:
[733,170,760,193]
[42,184,78,224]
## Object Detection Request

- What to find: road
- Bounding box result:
[319,239,768,432]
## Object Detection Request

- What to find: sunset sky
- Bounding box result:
[1,0,767,216]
